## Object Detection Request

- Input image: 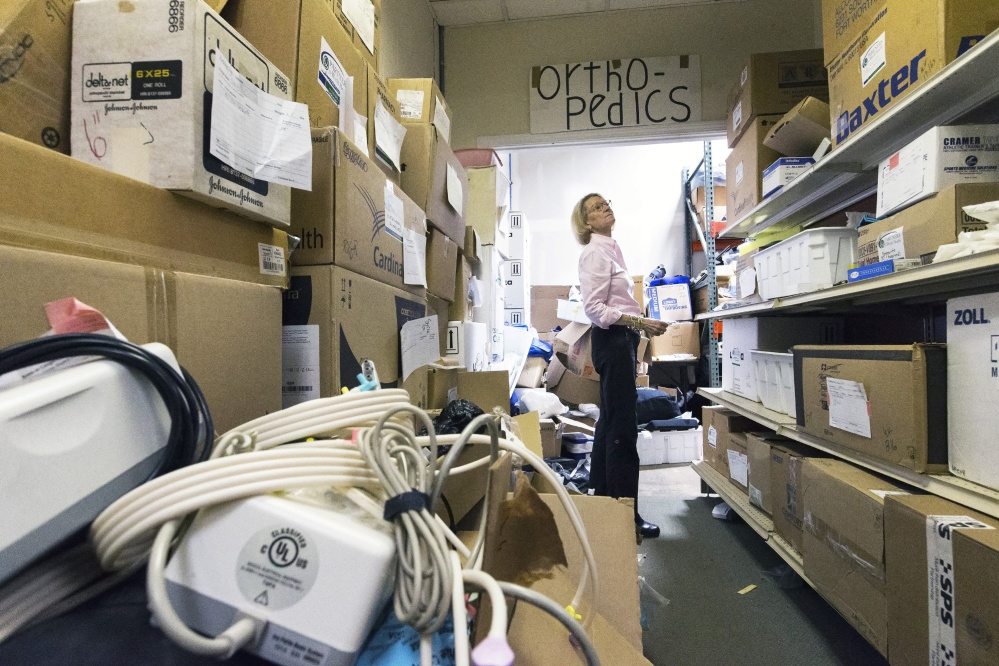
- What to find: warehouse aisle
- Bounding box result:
[636,466,888,666]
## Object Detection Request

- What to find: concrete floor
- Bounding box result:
[636,465,888,666]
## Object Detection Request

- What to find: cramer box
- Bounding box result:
[877,124,999,218]
[793,344,948,472]
[282,266,428,405]
[71,0,292,226]
[291,127,426,296]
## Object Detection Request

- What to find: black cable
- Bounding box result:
[0,333,213,477]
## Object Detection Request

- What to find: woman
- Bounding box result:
[573,193,670,539]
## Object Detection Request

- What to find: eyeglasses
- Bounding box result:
[588,199,612,214]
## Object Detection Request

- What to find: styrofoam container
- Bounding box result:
[637,431,665,465]
[638,428,702,465]
[751,351,796,418]
[753,228,858,300]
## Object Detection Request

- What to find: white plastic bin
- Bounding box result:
[751,351,796,418]
[665,428,703,464]
[753,228,858,300]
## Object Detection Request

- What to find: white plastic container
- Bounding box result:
[753,228,858,300]
[751,351,796,418]
[638,428,702,465]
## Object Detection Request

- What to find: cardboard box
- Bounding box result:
[503,258,527,309]
[517,356,547,389]
[463,226,482,261]
[0,245,280,434]
[0,0,74,152]
[329,0,380,71]
[746,432,793,515]
[71,0,292,227]
[700,406,759,477]
[222,0,367,132]
[885,494,999,666]
[291,128,426,296]
[726,432,750,494]
[444,321,487,372]
[387,77,452,144]
[282,266,427,402]
[802,459,909,657]
[723,317,843,401]
[427,365,459,409]
[691,185,728,213]
[770,440,823,553]
[649,322,699,359]
[857,183,999,265]
[546,356,601,407]
[466,166,511,250]
[425,293,449,360]
[826,0,999,147]
[646,282,693,322]
[726,115,784,221]
[530,285,572,334]
[762,157,816,199]
[366,62,405,180]
[763,96,831,157]
[0,133,289,288]
[727,50,828,146]
[947,291,999,491]
[457,370,509,414]
[554,323,597,380]
[399,124,467,248]
[426,226,458,302]
[448,256,473,322]
[793,344,948,473]
[539,418,559,457]
[692,285,734,314]
[877,124,999,217]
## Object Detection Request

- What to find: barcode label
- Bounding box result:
[283,385,314,392]
[259,243,287,276]
[282,325,319,407]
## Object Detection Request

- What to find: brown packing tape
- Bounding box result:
[802,508,885,585]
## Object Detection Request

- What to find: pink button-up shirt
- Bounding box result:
[578,234,642,329]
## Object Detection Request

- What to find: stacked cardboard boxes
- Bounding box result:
[503,212,530,326]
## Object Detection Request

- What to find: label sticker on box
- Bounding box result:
[877,227,905,261]
[826,378,872,438]
[396,89,425,119]
[732,101,742,131]
[926,516,995,666]
[282,325,320,407]
[353,113,369,158]
[707,426,718,448]
[403,227,427,287]
[374,100,407,170]
[258,243,286,276]
[343,0,376,55]
[446,163,463,212]
[749,484,762,507]
[433,98,451,144]
[317,37,347,107]
[870,489,910,499]
[861,32,887,87]
[727,450,748,487]
[740,66,748,87]
[383,180,405,241]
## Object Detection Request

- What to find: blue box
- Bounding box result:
[846,260,895,282]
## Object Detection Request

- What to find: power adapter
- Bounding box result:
[163,493,397,666]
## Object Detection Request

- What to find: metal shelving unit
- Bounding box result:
[717,29,999,240]
[698,388,999,520]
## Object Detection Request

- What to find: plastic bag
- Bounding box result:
[431,399,485,435]
[638,576,670,630]
[544,457,591,491]
[516,390,568,418]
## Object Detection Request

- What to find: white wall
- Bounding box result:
[443,0,822,149]
[515,139,729,286]
[379,0,438,79]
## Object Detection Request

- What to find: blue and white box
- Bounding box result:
[762,157,815,199]
[877,124,999,218]
[846,258,921,283]
[646,282,693,322]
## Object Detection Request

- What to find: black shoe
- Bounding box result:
[636,521,661,539]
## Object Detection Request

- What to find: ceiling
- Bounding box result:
[428,0,747,26]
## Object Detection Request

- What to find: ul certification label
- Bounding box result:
[236,525,319,610]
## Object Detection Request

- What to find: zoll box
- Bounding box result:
[877,124,999,218]
[793,344,948,473]
[947,292,999,491]
[291,128,426,295]
[885,494,999,666]
[802,459,909,657]
[857,183,999,266]
[71,0,292,226]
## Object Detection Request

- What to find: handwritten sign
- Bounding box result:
[529,55,701,134]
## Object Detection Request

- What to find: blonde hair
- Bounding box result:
[571,193,602,245]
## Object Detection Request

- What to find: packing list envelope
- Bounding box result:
[401,315,440,381]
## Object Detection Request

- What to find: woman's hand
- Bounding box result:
[641,318,671,337]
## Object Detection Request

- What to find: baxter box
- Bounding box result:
[282,266,428,403]
[646,282,693,322]
[291,128,426,296]
[426,226,459,302]
[701,406,759,477]
[885,494,999,666]
[0,132,288,288]
[723,317,842,402]
[825,0,999,148]
[947,292,999,491]
[727,50,828,147]
[0,245,280,434]
[71,0,293,227]
[858,183,999,265]
[793,344,948,473]
[802,459,910,657]
[726,115,784,221]
[388,77,453,144]
[762,157,815,199]
[771,440,824,554]
[877,124,999,218]
[399,124,467,248]
[222,0,367,132]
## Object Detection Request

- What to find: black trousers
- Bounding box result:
[589,325,640,521]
